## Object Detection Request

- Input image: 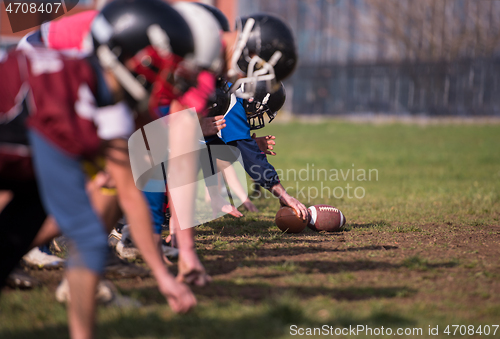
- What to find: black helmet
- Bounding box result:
[206,78,231,117]
[228,14,297,98]
[193,3,230,32]
[243,81,286,130]
[91,0,194,112]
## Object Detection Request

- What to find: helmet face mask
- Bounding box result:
[226,18,255,80]
[91,0,195,116]
[228,14,297,99]
[230,52,281,99]
[243,81,286,130]
[125,45,190,112]
[228,18,280,99]
[245,98,277,130]
[95,43,150,113]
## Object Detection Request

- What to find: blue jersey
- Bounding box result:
[205,97,280,190]
[220,97,251,143]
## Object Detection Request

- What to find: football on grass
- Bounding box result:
[307,205,346,232]
[275,206,308,233]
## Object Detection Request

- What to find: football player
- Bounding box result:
[205,80,308,219]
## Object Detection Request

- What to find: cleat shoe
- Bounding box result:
[114,224,178,261]
[161,238,179,259]
[114,224,141,260]
[115,238,141,260]
[6,267,41,289]
[50,236,69,255]
[55,277,117,304]
[22,247,65,269]
[104,251,149,279]
[108,228,122,248]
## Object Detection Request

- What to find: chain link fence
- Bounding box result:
[287,59,500,116]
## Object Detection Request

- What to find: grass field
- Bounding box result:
[1,121,500,338]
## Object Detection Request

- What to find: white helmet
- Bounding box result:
[173,2,223,74]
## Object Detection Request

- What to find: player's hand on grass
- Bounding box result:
[177,250,213,287]
[251,133,276,156]
[210,193,244,218]
[242,198,259,212]
[157,274,197,313]
[201,115,226,136]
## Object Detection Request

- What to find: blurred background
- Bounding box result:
[2,0,500,116]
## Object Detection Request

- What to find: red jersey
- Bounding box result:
[0,49,104,178]
[19,10,214,118]
[42,10,98,52]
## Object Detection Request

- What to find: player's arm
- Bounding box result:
[229,138,308,219]
[171,73,241,219]
[104,138,196,313]
[270,183,308,220]
[166,99,212,286]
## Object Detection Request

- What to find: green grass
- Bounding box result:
[265,122,500,227]
[1,121,500,338]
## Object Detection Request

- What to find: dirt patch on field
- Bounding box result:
[188,222,499,307]
[4,222,500,317]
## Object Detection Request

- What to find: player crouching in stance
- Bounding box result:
[220,14,306,220]
[0,0,205,337]
[206,80,309,219]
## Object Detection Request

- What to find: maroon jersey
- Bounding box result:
[0,49,102,178]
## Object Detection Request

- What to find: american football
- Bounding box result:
[275,206,308,233]
[307,205,346,232]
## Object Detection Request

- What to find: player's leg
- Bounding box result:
[31,175,121,249]
[144,191,178,261]
[86,173,121,232]
[202,141,243,218]
[67,268,99,339]
[216,158,258,212]
[28,129,108,339]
